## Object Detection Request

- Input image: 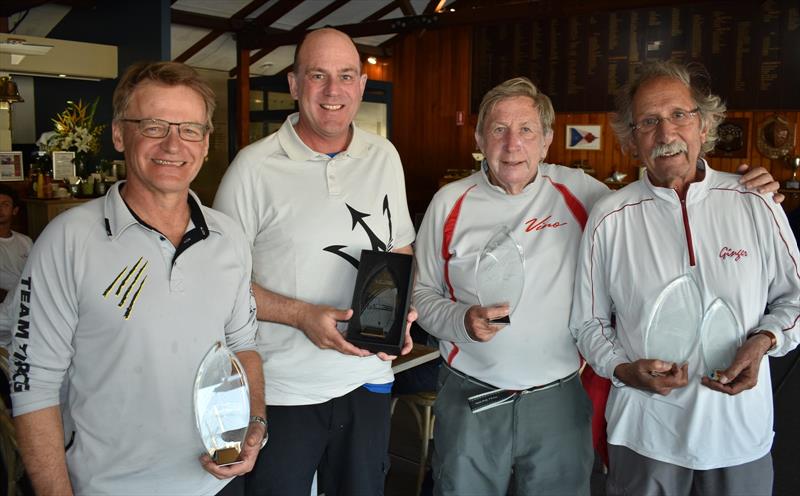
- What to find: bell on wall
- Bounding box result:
[0,75,24,104]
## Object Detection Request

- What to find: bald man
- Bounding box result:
[214,28,415,496]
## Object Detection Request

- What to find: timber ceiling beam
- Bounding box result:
[174,0,269,63]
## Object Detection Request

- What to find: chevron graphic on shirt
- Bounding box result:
[323,194,394,269]
[102,256,149,320]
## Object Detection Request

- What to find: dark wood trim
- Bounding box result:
[236,40,250,151]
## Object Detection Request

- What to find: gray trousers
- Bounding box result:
[431,365,593,496]
[607,444,773,496]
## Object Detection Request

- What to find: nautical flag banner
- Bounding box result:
[565,125,602,150]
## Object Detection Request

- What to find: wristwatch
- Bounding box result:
[249,415,269,449]
[748,330,777,352]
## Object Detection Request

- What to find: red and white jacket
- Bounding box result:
[569,161,800,469]
[414,163,608,389]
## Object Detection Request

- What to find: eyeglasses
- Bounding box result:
[120,118,209,142]
[630,108,700,134]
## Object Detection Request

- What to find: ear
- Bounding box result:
[112,120,125,153]
[358,73,367,99]
[288,72,299,100]
[542,130,554,156]
[12,206,19,216]
[474,130,485,154]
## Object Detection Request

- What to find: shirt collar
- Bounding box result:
[643,158,711,205]
[103,181,219,240]
[277,112,369,162]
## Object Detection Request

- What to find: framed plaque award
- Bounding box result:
[346,250,413,355]
[193,341,250,466]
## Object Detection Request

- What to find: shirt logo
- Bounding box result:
[324,195,394,269]
[103,257,149,319]
[524,215,567,233]
[719,246,748,262]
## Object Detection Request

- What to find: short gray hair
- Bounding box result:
[610,60,726,156]
[476,77,554,137]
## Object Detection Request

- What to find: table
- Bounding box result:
[392,343,440,374]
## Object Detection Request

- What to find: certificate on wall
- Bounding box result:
[52,151,76,180]
[0,152,24,181]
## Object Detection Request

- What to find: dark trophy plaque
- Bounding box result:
[346,250,413,355]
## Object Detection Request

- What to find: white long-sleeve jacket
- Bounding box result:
[570,162,800,469]
[414,163,608,389]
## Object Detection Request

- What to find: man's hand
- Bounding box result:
[737,164,784,203]
[376,307,417,361]
[464,304,509,342]
[295,303,371,357]
[613,360,689,396]
[199,421,266,479]
[701,333,771,395]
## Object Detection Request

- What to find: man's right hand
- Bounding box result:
[464,304,510,341]
[295,302,371,356]
[613,360,689,396]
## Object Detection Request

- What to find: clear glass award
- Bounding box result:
[193,341,251,466]
[346,250,414,354]
[644,274,703,364]
[700,298,742,379]
[475,227,525,324]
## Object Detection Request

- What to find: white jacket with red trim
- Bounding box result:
[569,162,800,469]
[414,163,609,389]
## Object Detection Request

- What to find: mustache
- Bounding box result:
[651,141,688,160]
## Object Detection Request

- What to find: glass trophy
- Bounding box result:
[193,341,250,466]
[643,274,703,365]
[700,298,742,380]
[475,227,525,324]
[346,250,414,354]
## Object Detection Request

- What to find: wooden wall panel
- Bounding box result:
[381,26,800,216]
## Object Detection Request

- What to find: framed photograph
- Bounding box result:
[566,125,602,150]
[52,151,76,180]
[711,117,749,158]
[0,151,24,181]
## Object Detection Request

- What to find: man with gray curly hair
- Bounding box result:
[570,60,800,495]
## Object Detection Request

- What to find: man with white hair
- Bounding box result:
[570,60,800,495]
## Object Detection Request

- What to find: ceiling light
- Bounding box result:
[0,38,54,56]
[367,56,377,65]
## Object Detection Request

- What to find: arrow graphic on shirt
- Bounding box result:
[382,195,394,251]
[323,198,392,268]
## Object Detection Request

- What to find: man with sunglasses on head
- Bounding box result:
[570,60,800,495]
[11,61,265,496]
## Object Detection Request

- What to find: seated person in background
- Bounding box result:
[0,185,31,353]
[0,185,31,411]
[570,60,800,496]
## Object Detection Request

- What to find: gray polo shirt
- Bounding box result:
[10,181,257,495]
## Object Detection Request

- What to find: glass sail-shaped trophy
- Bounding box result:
[193,341,251,466]
[475,227,525,324]
[644,274,703,365]
[346,250,414,354]
[700,298,742,380]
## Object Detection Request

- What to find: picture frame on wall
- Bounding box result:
[565,125,602,150]
[0,151,24,181]
[710,117,749,158]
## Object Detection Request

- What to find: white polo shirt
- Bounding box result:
[10,181,258,495]
[214,113,415,406]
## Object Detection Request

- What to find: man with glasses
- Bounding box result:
[11,61,265,495]
[570,60,800,495]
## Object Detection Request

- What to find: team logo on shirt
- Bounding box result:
[719,246,748,262]
[323,195,394,269]
[102,257,149,319]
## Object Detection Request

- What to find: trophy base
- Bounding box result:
[212,447,242,466]
[785,180,799,189]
